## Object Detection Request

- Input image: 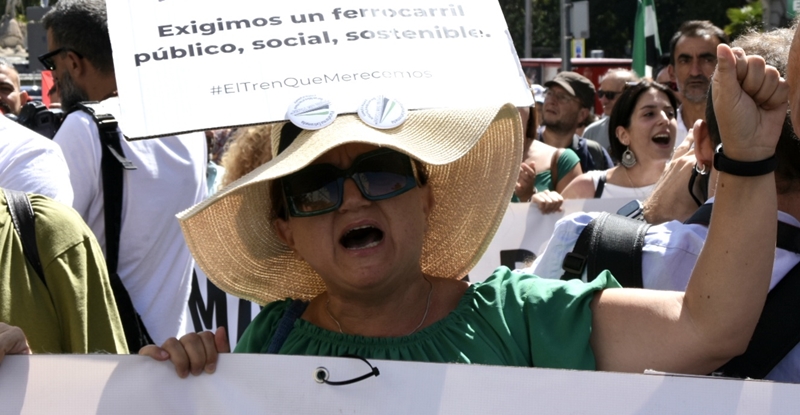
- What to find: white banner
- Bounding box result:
[0,354,796,414]
[106,0,532,139]
[188,198,629,347]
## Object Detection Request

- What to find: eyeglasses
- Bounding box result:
[281,148,419,217]
[38,47,83,71]
[597,90,621,100]
[544,89,579,105]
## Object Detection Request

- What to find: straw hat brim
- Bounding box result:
[178,103,523,305]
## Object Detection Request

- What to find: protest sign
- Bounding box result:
[106,0,532,139]
[0,354,796,414]
[189,198,629,346]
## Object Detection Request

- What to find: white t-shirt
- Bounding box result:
[54,98,207,345]
[0,116,73,205]
[675,105,689,148]
[589,170,655,200]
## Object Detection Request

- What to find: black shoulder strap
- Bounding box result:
[267,299,309,354]
[593,171,607,199]
[561,212,650,287]
[3,189,46,286]
[716,260,800,379]
[77,102,152,352]
[686,201,800,378]
[686,203,800,254]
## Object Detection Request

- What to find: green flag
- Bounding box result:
[633,0,662,78]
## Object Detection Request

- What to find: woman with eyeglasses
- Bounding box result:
[128,48,786,383]
[561,81,678,200]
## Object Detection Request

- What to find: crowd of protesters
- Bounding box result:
[0,0,798,387]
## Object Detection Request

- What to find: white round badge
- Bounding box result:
[286,95,337,130]
[357,96,408,129]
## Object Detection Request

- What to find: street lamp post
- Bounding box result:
[560,0,572,72]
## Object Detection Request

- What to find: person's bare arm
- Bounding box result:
[561,172,597,199]
[555,163,583,193]
[590,45,785,374]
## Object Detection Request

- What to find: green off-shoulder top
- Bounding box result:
[235,267,619,370]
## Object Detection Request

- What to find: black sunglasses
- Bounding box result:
[38,47,84,71]
[281,148,419,217]
[596,90,621,100]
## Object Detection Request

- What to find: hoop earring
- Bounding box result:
[694,163,708,175]
[621,146,637,168]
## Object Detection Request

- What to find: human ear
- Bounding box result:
[19,91,28,104]
[273,218,295,250]
[615,126,630,146]
[693,120,714,168]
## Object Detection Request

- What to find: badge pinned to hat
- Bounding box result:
[286,95,338,130]
[357,95,408,129]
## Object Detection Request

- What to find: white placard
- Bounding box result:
[0,354,796,414]
[106,0,533,139]
[469,198,629,282]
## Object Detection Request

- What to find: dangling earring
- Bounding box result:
[694,163,708,175]
[621,146,637,168]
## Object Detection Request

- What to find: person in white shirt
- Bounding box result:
[0,116,72,205]
[44,0,207,347]
[529,27,800,382]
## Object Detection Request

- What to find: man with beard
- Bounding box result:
[42,0,207,351]
[540,71,613,173]
[0,58,27,116]
[667,21,729,147]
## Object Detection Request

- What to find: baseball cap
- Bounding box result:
[544,71,596,109]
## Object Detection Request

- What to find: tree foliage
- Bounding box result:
[499,0,756,58]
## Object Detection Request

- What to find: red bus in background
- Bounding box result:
[520,58,632,116]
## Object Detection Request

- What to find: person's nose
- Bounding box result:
[689,58,703,76]
[338,178,371,212]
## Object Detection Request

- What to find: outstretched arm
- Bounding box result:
[590,45,785,374]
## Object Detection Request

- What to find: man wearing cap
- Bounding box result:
[540,72,613,173]
[582,69,639,156]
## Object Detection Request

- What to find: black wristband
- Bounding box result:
[713,144,776,177]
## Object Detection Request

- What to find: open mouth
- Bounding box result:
[651,134,671,145]
[340,225,385,250]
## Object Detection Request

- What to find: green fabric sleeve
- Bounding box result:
[234,299,292,353]
[554,148,581,186]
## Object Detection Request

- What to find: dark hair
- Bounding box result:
[669,21,729,66]
[43,0,115,75]
[607,81,678,161]
[269,124,430,220]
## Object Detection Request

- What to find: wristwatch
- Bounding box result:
[616,199,645,221]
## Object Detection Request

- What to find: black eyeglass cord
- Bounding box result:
[314,354,380,386]
[687,167,704,207]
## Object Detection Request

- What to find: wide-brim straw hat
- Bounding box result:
[178,103,522,305]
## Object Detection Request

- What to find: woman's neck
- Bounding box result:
[306,275,467,337]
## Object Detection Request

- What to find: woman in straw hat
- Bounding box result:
[138,46,784,379]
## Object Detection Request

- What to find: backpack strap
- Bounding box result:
[3,189,45,286]
[76,102,152,352]
[686,203,800,254]
[593,171,607,199]
[585,139,611,170]
[561,212,650,287]
[267,299,309,354]
[550,148,563,191]
[685,201,800,378]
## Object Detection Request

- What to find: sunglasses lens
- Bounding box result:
[353,152,415,199]
[284,165,341,215]
[282,149,417,217]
